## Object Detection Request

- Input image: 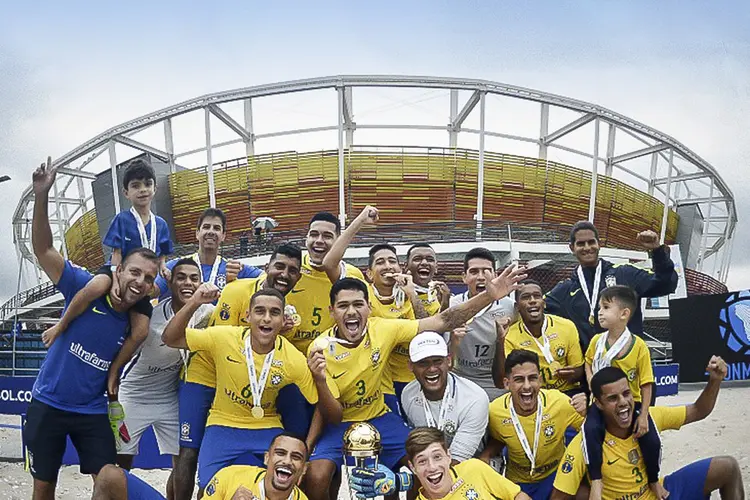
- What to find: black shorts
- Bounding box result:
[23,398,116,482]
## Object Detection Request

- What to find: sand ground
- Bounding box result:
[1,385,748,499]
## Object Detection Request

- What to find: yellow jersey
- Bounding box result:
[488,389,584,483]
[585,333,654,402]
[186,326,337,429]
[205,465,308,500]
[309,316,419,422]
[417,290,442,317]
[186,277,264,389]
[504,315,584,393]
[553,406,687,500]
[368,283,417,388]
[416,459,521,500]
[285,254,365,353]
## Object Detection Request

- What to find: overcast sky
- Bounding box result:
[1,1,749,301]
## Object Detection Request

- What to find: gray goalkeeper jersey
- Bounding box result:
[447,292,515,401]
[119,300,214,405]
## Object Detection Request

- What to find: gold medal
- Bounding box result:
[588,314,595,326]
[251,406,264,419]
[549,361,562,373]
[312,336,331,352]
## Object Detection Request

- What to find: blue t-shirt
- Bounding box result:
[103,210,173,259]
[33,262,143,414]
[154,255,262,299]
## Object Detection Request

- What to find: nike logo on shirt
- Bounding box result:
[226,356,242,364]
[92,307,107,315]
[570,288,581,297]
[290,289,305,294]
[332,372,347,379]
[607,459,620,465]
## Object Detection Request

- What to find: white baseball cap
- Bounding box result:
[409,332,448,362]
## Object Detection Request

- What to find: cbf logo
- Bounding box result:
[719,291,750,355]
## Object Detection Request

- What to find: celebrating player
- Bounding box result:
[284,211,366,353]
[171,243,302,500]
[551,360,744,500]
[26,157,159,500]
[116,258,214,498]
[545,221,678,349]
[401,332,489,462]
[303,262,526,500]
[161,284,340,495]
[502,280,584,395]
[449,247,516,401]
[153,207,261,299]
[405,243,451,314]
[320,206,436,414]
[92,432,310,500]
[482,349,586,499]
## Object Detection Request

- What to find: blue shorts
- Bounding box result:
[310,412,411,469]
[662,458,711,500]
[124,469,166,499]
[518,471,555,500]
[178,381,215,449]
[197,425,283,489]
[384,394,401,415]
[276,384,314,437]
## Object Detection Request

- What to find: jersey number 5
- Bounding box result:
[312,307,322,326]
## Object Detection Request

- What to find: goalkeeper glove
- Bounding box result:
[349,464,413,499]
[107,401,131,449]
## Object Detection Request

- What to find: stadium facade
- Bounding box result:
[1,75,737,372]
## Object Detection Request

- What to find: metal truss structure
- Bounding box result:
[12,75,737,286]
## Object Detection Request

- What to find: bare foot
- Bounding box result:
[42,324,63,348]
[649,481,669,499]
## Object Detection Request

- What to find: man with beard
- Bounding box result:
[91,433,310,500]
[501,280,584,395]
[483,350,586,500]
[320,207,436,415]
[284,212,366,353]
[545,221,678,351]
[401,332,489,462]
[551,360,744,500]
[117,259,214,497]
[162,285,340,496]
[303,263,526,500]
[449,247,516,401]
[25,158,160,500]
[171,244,303,500]
[153,208,261,299]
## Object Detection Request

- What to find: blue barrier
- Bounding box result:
[1,376,172,469]
[653,363,679,397]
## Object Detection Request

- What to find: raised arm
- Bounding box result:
[626,231,678,297]
[418,265,527,333]
[31,157,65,284]
[321,205,378,283]
[685,355,727,425]
[161,283,219,349]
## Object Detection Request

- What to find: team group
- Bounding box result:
[25,157,744,500]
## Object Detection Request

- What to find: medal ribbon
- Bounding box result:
[244,334,275,413]
[192,253,221,285]
[258,474,295,500]
[130,207,157,251]
[522,316,554,364]
[576,261,602,323]
[592,328,632,374]
[419,373,456,431]
[509,394,544,476]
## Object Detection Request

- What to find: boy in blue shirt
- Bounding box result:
[42,159,171,351]
[26,157,161,499]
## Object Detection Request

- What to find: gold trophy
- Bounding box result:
[343,422,382,500]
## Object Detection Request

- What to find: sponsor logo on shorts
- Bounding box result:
[181,422,191,441]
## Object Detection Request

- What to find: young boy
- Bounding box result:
[41,159,172,441]
[583,285,664,500]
